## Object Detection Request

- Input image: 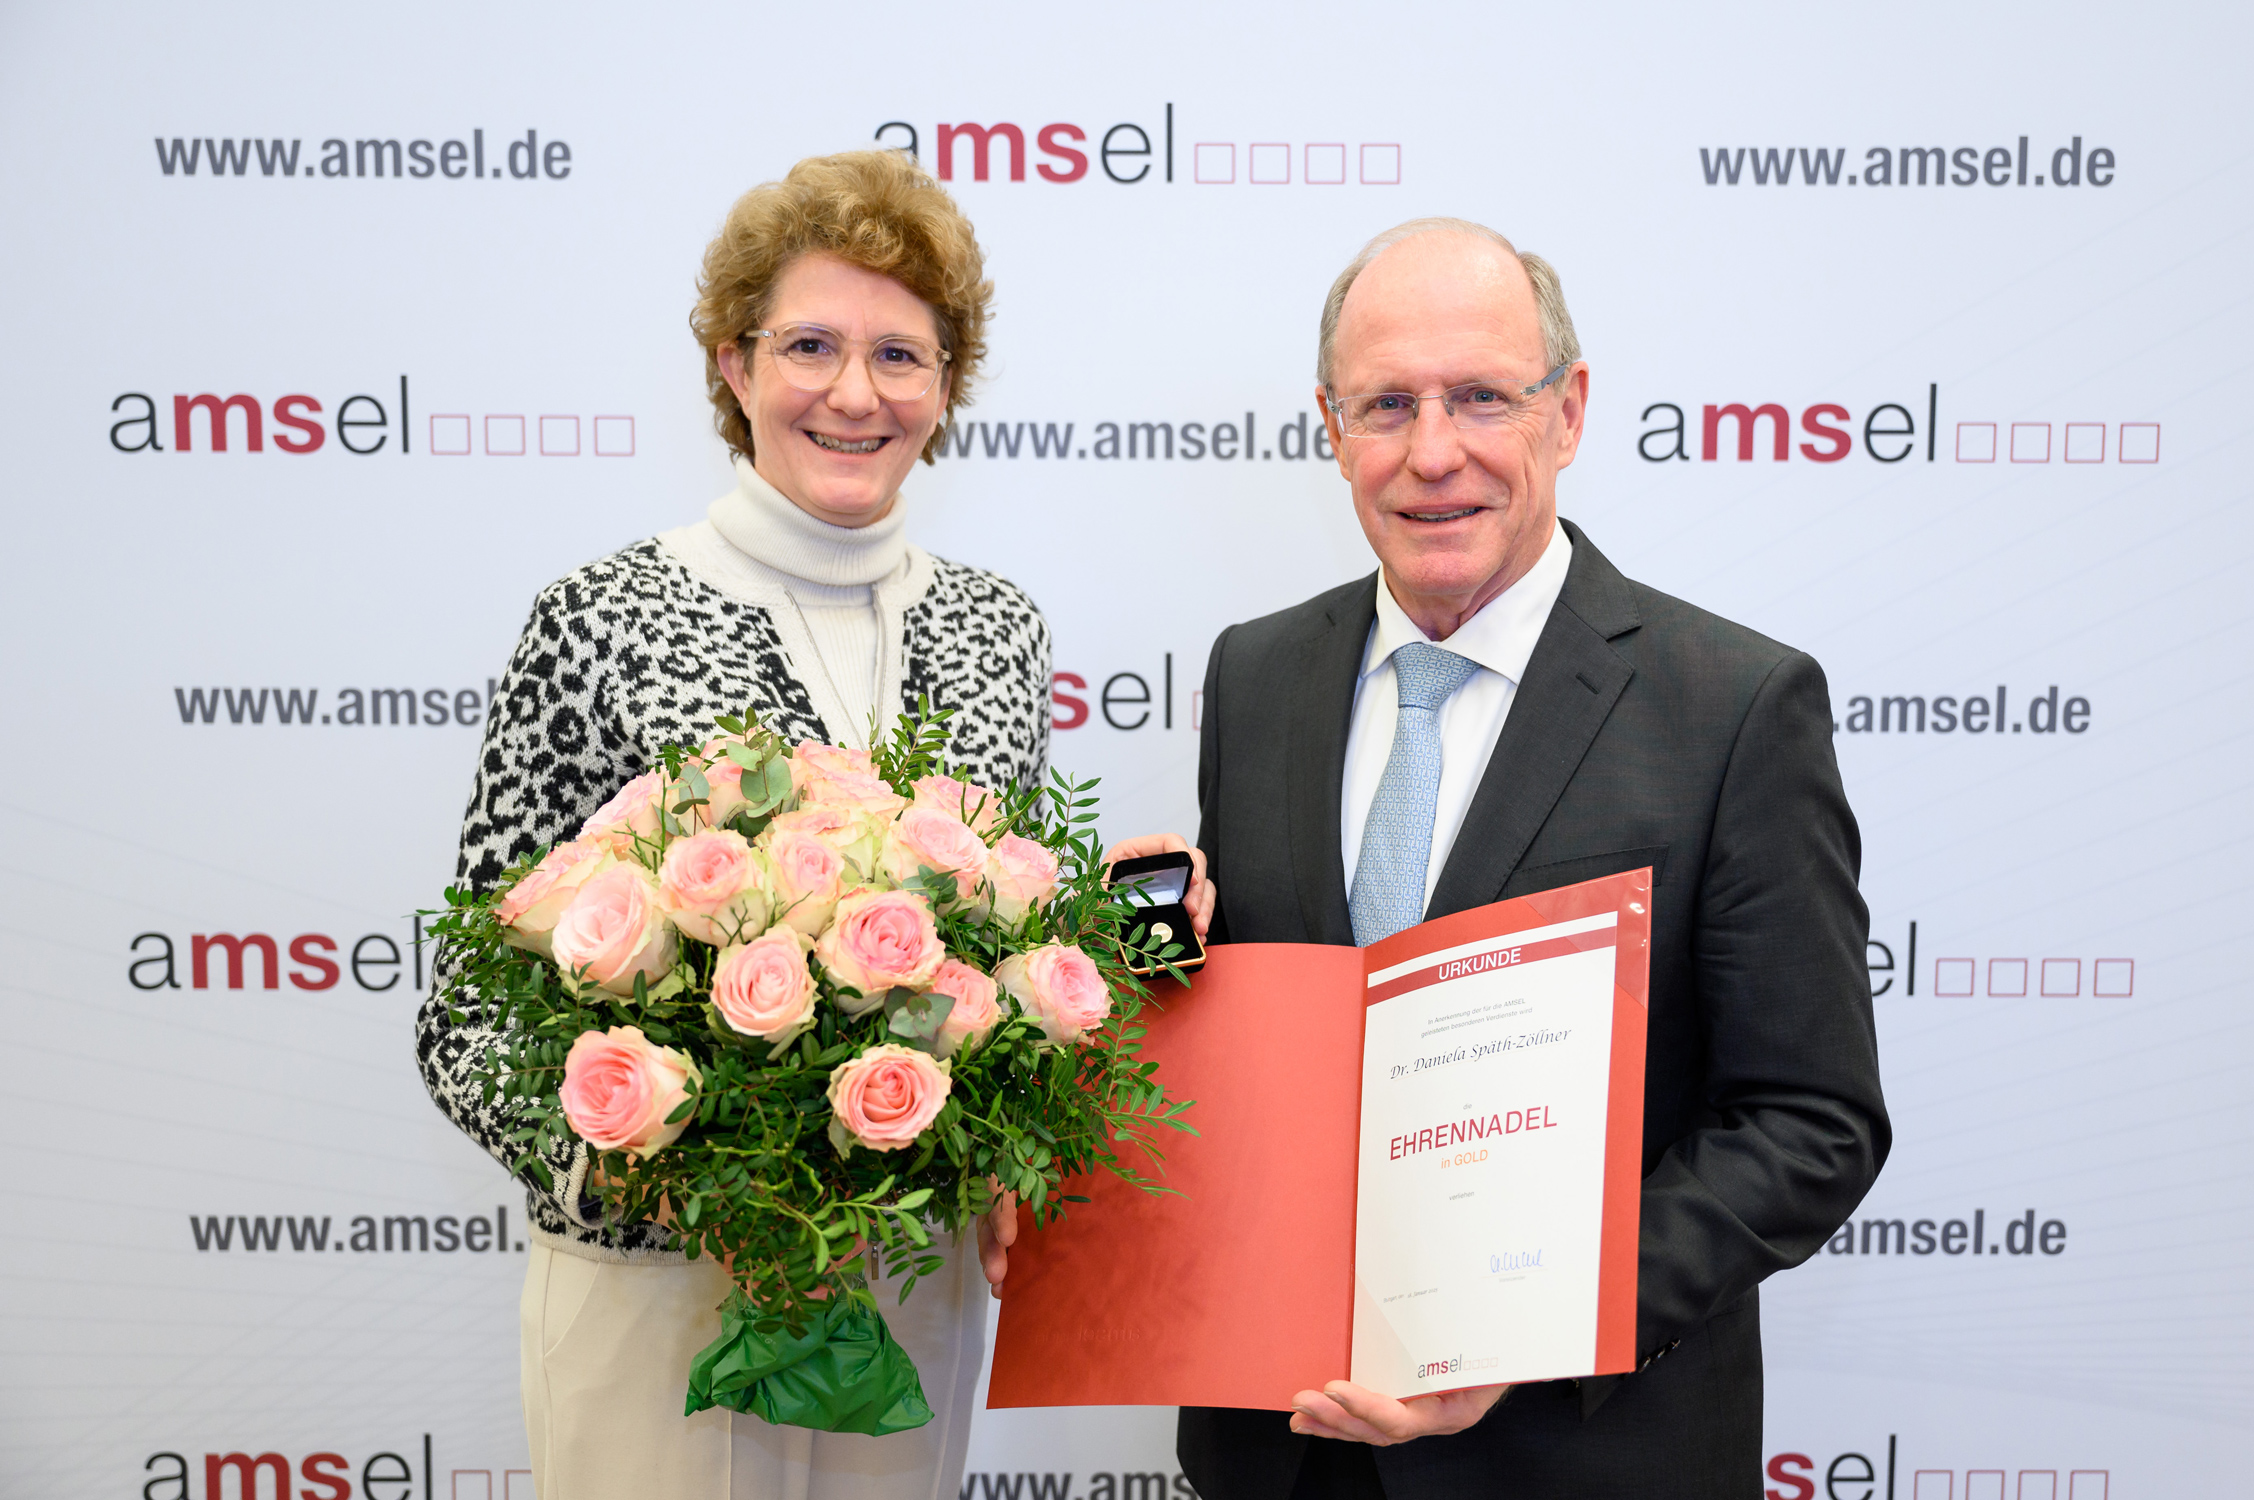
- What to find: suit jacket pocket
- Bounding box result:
[1503,843,1670,899]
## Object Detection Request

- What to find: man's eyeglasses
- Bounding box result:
[1326,363,1573,440]
[740,324,951,402]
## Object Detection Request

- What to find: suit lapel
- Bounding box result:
[1284,575,1376,945]
[1426,522,1641,919]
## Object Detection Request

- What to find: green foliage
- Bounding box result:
[427,701,1194,1337]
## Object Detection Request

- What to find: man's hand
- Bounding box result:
[976,1184,1018,1299]
[1101,834,1215,938]
[1287,1380,1509,1446]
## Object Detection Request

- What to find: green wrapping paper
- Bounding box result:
[685,1288,934,1435]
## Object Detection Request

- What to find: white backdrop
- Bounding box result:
[3,2,2249,1495]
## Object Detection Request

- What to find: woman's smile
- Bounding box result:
[805,431,889,455]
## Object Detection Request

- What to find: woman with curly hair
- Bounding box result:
[418,149,1043,1500]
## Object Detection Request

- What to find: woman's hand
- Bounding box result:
[590,1159,676,1228]
[1101,834,1215,938]
[976,1182,1018,1299]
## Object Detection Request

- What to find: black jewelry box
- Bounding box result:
[1108,851,1208,977]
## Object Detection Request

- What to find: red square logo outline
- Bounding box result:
[2117,423,2160,463]
[485,414,526,456]
[1193,143,1235,184]
[429,414,473,456]
[592,415,637,457]
[2092,958,2134,997]
[1248,143,1290,185]
[539,414,582,457]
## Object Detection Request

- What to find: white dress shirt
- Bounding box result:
[1340,522,1573,910]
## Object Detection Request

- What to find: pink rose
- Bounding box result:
[791,742,907,819]
[995,942,1111,1045]
[710,928,818,1047]
[763,827,848,937]
[927,959,1002,1059]
[494,840,615,957]
[987,833,1060,925]
[549,865,679,996]
[881,806,992,904]
[656,830,772,947]
[815,888,945,1013]
[826,1042,952,1155]
[579,770,669,851]
[559,1025,699,1160]
[767,804,886,878]
[696,735,792,830]
[912,773,1003,834]
[791,741,875,784]
[700,753,749,828]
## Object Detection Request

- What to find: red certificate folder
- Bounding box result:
[987,870,1650,1412]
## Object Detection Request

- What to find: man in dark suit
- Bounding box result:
[1131,220,1888,1498]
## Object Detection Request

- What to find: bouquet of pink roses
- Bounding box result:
[429,706,1193,1434]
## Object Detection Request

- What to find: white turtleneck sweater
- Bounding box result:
[655,458,934,747]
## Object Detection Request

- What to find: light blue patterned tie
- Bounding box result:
[1349,641,1482,946]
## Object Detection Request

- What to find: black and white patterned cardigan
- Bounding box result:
[415,529,1052,1259]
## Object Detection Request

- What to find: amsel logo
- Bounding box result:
[1765,1437,2111,1500]
[877,105,1405,187]
[1864,920,2136,1001]
[1052,653,1201,734]
[109,378,636,458]
[1641,387,1940,464]
[1639,386,2161,466]
[127,918,429,993]
[141,1436,532,1500]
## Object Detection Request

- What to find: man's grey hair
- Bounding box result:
[1315,217,1582,389]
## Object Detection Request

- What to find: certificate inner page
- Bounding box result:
[1350,914,1621,1395]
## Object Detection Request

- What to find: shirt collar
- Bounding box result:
[1361,521,1573,685]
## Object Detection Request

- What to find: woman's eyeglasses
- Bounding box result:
[741,324,951,402]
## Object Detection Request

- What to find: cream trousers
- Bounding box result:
[521,1236,986,1500]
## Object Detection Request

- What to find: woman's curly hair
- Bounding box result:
[691,150,993,466]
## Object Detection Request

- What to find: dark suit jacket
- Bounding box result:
[1178,521,1889,1500]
